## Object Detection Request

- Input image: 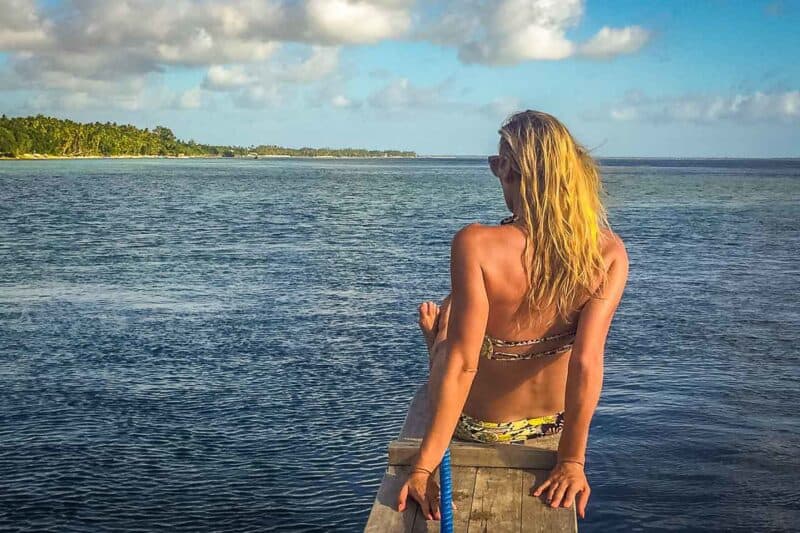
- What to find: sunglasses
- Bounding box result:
[488,155,502,177]
[488,154,521,179]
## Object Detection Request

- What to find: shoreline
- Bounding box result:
[0,153,418,161]
[3,154,794,162]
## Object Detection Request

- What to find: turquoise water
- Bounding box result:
[1,158,798,532]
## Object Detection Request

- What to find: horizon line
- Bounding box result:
[419,155,800,160]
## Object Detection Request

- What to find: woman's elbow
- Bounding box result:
[568,349,604,373]
[445,350,479,380]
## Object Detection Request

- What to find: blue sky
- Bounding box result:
[1,0,798,156]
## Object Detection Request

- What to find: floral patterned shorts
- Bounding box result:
[454,411,565,444]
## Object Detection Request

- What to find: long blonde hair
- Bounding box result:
[498,110,610,332]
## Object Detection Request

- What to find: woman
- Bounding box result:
[396,110,629,522]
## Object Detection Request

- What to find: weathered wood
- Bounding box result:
[365,382,577,532]
[451,466,478,532]
[469,467,523,532]
[364,465,422,532]
[405,465,477,533]
[521,431,561,451]
[398,383,431,439]
[521,469,579,532]
[389,438,558,469]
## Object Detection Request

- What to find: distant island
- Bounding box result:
[0,114,416,159]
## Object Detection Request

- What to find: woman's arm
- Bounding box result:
[558,235,629,463]
[397,224,489,519]
[534,234,629,518]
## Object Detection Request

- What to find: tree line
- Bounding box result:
[0,114,416,158]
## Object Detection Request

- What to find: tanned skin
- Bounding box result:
[397,151,629,521]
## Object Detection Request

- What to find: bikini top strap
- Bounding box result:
[489,342,575,360]
[486,329,577,347]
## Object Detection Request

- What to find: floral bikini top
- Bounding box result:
[481,213,578,361]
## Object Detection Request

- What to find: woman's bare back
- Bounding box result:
[460,221,619,421]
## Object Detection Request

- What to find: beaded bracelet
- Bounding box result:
[557,459,585,467]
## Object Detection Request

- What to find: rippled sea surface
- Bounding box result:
[1,158,798,532]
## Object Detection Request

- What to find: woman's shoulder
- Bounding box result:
[454,218,519,237]
[599,228,629,274]
[449,222,496,258]
[453,221,493,236]
[451,222,489,246]
[451,224,627,263]
[600,228,627,258]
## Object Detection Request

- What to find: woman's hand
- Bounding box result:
[397,471,444,521]
[530,462,591,519]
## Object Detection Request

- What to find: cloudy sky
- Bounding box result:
[1,0,798,156]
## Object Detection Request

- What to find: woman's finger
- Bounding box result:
[431,496,441,521]
[397,482,409,512]
[417,491,433,521]
[549,480,570,508]
[532,477,551,497]
[545,479,561,502]
[561,484,581,509]
[576,485,591,519]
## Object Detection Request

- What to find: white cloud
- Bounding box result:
[350,76,524,118]
[305,0,412,44]
[0,0,651,111]
[368,77,456,110]
[178,87,204,109]
[477,96,522,118]
[578,26,650,59]
[1,0,411,61]
[322,76,519,117]
[604,90,800,123]
[20,80,186,112]
[331,94,355,108]
[0,0,650,72]
[199,46,340,107]
[0,0,404,108]
[0,0,49,50]
[203,65,257,90]
[234,85,284,108]
[416,0,649,65]
[276,46,340,82]
[155,30,280,66]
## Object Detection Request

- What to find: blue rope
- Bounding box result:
[439,448,454,533]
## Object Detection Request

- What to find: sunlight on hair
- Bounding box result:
[498,110,611,331]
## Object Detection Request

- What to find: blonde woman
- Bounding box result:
[397,110,629,522]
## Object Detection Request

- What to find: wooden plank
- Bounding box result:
[468,467,523,533]
[452,466,478,532]
[398,383,431,439]
[520,469,578,532]
[521,432,561,452]
[368,381,576,532]
[389,438,557,469]
[364,465,424,532]
[414,465,478,533]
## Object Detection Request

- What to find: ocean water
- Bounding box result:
[0,157,798,532]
